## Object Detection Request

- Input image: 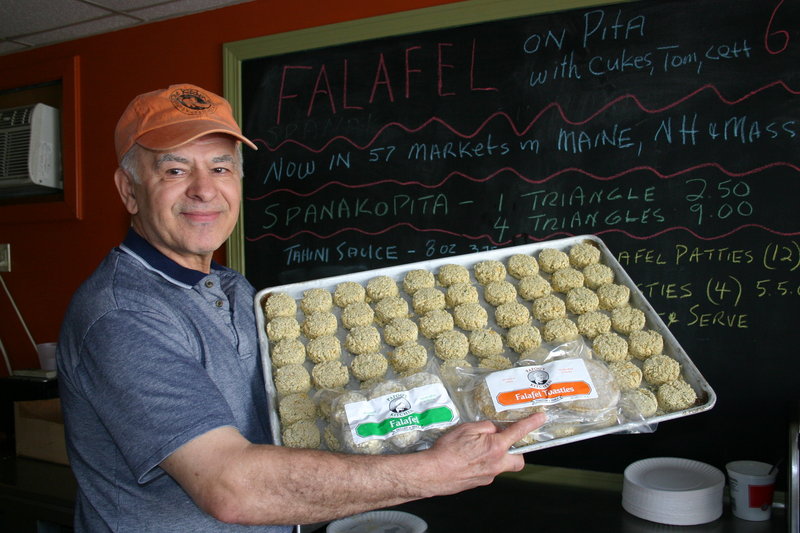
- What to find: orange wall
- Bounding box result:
[0,0,464,373]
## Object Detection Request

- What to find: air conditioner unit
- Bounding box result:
[0,103,62,189]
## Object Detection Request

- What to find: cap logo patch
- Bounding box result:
[169,88,216,115]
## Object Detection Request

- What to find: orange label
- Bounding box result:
[496,381,592,406]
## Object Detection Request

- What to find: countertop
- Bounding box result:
[0,456,76,530]
[312,465,788,533]
[0,458,788,532]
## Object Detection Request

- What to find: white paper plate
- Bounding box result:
[622,458,724,525]
[326,510,428,533]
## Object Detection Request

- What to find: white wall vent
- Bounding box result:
[0,103,62,189]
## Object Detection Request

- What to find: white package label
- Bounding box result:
[344,383,459,444]
[485,358,598,413]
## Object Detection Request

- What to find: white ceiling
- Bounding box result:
[0,0,254,56]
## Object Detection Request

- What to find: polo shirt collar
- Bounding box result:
[118,228,223,289]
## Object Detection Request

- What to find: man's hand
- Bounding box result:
[162,413,546,525]
[416,412,547,497]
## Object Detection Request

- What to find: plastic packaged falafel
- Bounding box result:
[322,364,461,454]
[442,338,656,449]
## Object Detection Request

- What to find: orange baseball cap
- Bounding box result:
[114,83,257,162]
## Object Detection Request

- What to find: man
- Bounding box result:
[57,84,545,532]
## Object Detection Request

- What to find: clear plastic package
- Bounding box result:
[441,339,656,449]
[317,365,460,454]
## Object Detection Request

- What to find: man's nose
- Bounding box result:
[186,171,218,201]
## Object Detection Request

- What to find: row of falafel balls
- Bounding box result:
[262,241,698,451]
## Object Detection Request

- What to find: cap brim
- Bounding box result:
[136,119,258,152]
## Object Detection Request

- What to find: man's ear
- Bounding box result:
[114,167,139,215]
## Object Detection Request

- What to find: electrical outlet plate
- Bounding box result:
[0,243,10,272]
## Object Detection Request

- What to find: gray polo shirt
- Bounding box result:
[58,229,291,532]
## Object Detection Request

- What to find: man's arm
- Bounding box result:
[161,413,545,526]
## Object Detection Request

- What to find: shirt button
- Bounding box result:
[215,300,224,308]
[205,280,214,288]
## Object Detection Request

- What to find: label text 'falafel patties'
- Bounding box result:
[344,383,459,443]
[485,358,598,412]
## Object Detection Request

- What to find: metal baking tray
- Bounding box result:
[254,235,716,453]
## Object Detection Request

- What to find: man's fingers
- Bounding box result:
[497,412,547,447]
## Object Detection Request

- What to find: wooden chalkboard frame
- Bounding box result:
[221,0,626,275]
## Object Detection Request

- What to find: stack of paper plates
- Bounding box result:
[622,457,724,525]
[327,510,427,533]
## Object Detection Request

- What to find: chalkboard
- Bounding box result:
[225,0,800,475]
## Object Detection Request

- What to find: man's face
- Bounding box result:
[117,134,242,272]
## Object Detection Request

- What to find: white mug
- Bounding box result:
[726,460,777,521]
[36,342,57,371]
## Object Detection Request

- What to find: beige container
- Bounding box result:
[14,398,69,465]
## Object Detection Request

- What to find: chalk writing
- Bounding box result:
[241,0,800,349]
[237,0,800,478]
[273,38,497,124]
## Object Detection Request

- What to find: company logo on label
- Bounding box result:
[169,88,216,115]
[387,394,412,415]
[527,368,551,389]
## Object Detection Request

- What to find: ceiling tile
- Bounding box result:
[21,15,139,47]
[92,0,172,11]
[0,0,110,38]
[0,41,27,55]
[128,0,251,21]
[0,0,255,56]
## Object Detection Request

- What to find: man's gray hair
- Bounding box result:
[119,142,245,183]
[119,144,143,183]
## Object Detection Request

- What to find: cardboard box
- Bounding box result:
[14,398,69,465]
